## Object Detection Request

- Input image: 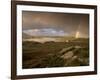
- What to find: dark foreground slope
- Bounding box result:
[22,38,89,68]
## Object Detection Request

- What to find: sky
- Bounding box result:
[22,11,89,38]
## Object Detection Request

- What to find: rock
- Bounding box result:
[75,46,81,49]
[72,56,78,60]
[61,51,74,59]
[59,46,74,54]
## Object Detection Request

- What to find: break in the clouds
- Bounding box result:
[23,28,68,36]
[22,11,89,38]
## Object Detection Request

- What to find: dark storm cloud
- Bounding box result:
[22,11,89,37]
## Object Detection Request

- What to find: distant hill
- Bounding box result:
[30,36,75,40]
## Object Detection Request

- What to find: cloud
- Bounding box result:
[22,11,89,38]
[23,28,68,36]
